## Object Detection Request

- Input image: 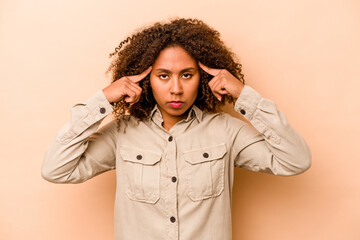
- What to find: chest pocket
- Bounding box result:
[183,143,227,201]
[119,146,162,204]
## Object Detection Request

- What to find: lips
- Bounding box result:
[169,101,184,108]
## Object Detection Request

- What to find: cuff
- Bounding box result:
[84,90,114,124]
[57,90,114,144]
[234,85,262,121]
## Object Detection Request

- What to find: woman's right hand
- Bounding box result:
[102,66,152,105]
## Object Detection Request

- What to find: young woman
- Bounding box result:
[42,18,311,240]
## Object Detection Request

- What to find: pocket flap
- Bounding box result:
[120,146,161,165]
[183,143,227,165]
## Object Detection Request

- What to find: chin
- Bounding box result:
[167,105,190,115]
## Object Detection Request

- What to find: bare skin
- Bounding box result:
[102,66,152,105]
[198,62,244,101]
[149,46,200,131]
[102,48,244,131]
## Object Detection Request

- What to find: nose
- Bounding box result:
[170,77,183,95]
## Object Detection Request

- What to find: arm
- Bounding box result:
[232,85,311,176]
[41,90,117,183]
[197,62,311,176]
[42,66,152,183]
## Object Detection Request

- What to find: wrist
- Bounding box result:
[102,88,114,104]
[234,83,245,99]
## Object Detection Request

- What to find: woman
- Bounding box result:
[42,18,311,240]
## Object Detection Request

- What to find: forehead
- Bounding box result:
[152,46,197,69]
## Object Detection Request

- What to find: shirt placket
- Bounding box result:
[164,128,179,240]
[150,106,198,240]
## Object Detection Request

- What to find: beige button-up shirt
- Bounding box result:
[42,85,311,240]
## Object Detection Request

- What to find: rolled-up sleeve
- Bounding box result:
[41,90,117,183]
[232,85,311,176]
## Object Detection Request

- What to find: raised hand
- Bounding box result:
[198,62,244,101]
[102,66,152,105]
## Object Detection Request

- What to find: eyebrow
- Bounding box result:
[154,67,197,73]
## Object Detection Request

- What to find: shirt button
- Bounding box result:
[170,216,176,223]
[240,109,246,115]
[136,155,142,160]
[168,136,173,142]
[100,107,106,114]
[171,176,177,182]
[203,152,209,158]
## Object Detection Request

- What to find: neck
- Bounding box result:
[160,109,190,131]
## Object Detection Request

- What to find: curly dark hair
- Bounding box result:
[107,17,245,132]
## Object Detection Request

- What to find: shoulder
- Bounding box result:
[102,115,142,134]
[202,110,248,131]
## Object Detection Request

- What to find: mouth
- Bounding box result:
[168,101,184,108]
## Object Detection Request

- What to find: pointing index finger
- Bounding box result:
[128,66,152,83]
[198,62,221,76]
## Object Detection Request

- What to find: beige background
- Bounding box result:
[1,0,359,239]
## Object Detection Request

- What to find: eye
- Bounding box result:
[159,74,169,80]
[182,73,192,79]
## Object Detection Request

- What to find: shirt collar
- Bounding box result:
[150,104,203,125]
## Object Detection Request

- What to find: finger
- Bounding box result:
[128,66,152,83]
[209,73,231,95]
[127,80,143,94]
[216,87,230,95]
[130,85,142,104]
[129,87,142,104]
[213,85,229,98]
[208,75,225,94]
[212,78,226,94]
[208,83,222,101]
[123,87,138,103]
[220,89,230,95]
[127,80,143,93]
[207,75,219,90]
[209,80,229,99]
[198,62,221,76]
[213,91,222,101]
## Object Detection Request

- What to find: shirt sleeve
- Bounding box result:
[41,90,117,183]
[231,85,311,176]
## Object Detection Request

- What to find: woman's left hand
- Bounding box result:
[198,62,244,101]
